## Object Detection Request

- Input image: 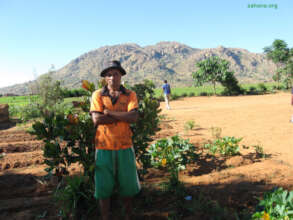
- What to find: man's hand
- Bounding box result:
[91,112,118,127]
[103,109,110,115]
[105,109,139,123]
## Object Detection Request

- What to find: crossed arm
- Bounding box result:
[91,109,139,127]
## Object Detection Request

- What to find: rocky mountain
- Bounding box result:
[0,42,276,95]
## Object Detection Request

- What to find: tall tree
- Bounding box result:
[192,56,240,95]
[264,39,290,88]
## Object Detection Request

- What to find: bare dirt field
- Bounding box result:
[1,92,293,219]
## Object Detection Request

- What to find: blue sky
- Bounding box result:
[0,0,292,88]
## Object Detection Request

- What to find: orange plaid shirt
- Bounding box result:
[90,86,138,150]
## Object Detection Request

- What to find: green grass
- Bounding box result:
[154,82,281,98]
[154,85,222,98]
[241,82,277,90]
[0,95,39,106]
[63,96,84,104]
[0,82,283,108]
[0,95,84,107]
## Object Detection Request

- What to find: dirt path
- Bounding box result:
[159,92,293,188]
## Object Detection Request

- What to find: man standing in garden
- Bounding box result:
[162,80,171,110]
[90,60,140,220]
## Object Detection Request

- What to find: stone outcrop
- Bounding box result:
[0,104,9,123]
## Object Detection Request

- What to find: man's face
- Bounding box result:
[105,69,122,88]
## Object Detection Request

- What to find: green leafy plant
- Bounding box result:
[204,136,242,156]
[147,135,198,186]
[253,145,269,158]
[130,79,162,177]
[184,120,195,131]
[252,187,293,220]
[54,175,98,220]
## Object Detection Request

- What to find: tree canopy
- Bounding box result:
[264,39,292,88]
[192,56,241,95]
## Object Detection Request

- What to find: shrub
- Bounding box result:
[62,88,88,98]
[130,80,162,177]
[220,72,242,95]
[171,93,179,100]
[257,83,267,93]
[54,175,98,220]
[252,187,293,220]
[19,103,41,122]
[184,120,196,132]
[181,92,188,97]
[253,145,269,159]
[188,92,195,97]
[157,95,165,102]
[204,136,242,156]
[37,75,64,107]
[200,92,209,96]
[147,135,198,186]
[9,101,42,122]
[248,86,257,95]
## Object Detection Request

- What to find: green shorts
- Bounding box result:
[94,147,141,199]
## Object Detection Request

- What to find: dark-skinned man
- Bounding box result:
[90,60,140,220]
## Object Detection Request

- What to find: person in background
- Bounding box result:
[90,60,140,220]
[162,80,171,110]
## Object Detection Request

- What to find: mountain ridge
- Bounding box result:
[0,41,276,95]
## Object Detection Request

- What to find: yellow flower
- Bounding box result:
[262,211,270,220]
[161,158,167,167]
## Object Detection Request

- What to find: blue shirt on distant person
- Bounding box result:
[162,82,171,95]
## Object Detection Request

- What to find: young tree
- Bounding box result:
[264,39,290,89]
[38,75,64,107]
[192,56,240,95]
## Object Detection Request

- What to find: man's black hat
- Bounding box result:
[100,60,127,77]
